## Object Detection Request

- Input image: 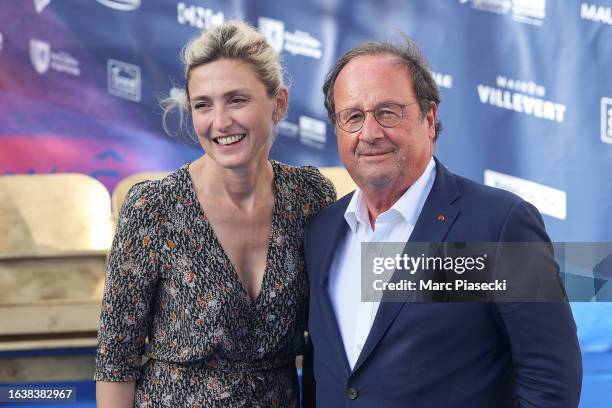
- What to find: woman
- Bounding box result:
[95,21,335,407]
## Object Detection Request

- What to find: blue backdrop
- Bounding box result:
[2,1,611,241]
[1,0,611,404]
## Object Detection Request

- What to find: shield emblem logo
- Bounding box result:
[258,17,285,54]
[33,0,51,14]
[29,39,51,74]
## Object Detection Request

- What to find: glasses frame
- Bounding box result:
[334,102,418,133]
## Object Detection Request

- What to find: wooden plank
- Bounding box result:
[0,256,106,304]
[0,249,108,261]
[0,355,96,382]
[0,338,98,352]
[0,302,102,336]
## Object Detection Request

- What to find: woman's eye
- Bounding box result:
[229,97,247,105]
[193,102,211,110]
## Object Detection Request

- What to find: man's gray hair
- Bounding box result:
[322,38,443,140]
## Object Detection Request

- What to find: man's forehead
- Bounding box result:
[336,54,410,85]
[343,53,403,71]
[334,54,413,103]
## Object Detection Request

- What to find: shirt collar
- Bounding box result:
[344,157,436,234]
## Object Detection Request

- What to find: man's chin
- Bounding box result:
[354,171,396,189]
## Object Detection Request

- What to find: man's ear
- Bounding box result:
[426,101,437,140]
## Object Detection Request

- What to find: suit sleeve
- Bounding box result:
[493,201,582,408]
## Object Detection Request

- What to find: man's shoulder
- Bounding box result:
[450,171,525,209]
[430,157,523,210]
[441,167,548,241]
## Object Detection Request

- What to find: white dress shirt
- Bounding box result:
[327,158,436,369]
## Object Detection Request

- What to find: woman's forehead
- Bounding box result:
[188,59,266,97]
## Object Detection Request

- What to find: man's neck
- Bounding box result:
[359,158,434,229]
[361,185,408,229]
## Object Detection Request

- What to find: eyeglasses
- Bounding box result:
[334,102,416,133]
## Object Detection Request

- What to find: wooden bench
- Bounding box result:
[0,174,113,381]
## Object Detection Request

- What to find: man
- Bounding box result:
[303,39,582,407]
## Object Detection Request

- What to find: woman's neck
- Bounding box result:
[191,155,274,211]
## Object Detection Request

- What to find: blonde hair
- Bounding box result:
[161,20,284,135]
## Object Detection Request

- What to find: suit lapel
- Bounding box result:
[352,159,461,373]
[314,193,353,375]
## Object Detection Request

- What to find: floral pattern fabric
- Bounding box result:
[95,161,336,407]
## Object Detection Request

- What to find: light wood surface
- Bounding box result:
[319,166,357,199]
[0,173,113,255]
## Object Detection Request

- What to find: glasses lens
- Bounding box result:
[374,104,403,127]
[338,109,365,132]
[336,103,405,132]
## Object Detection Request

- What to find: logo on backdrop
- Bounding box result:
[581,3,612,26]
[460,0,511,13]
[277,120,298,138]
[107,59,141,102]
[29,39,50,74]
[177,2,225,31]
[602,97,612,145]
[34,0,51,13]
[299,116,327,149]
[96,0,141,11]
[484,169,567,220]
[277,116,326,148]
[29,38,80,76]
[477,76,566,123]
[459,0,546,26]
[431,71,454,89]
[258,17,285,53]
[512,0,546,25]
[258,17,322,60]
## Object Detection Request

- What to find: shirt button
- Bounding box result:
[347,387,359,400]
[356,343,363,351]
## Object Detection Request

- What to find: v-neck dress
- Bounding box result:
[94,161,336,407]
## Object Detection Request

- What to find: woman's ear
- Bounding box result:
[273,86,289,122]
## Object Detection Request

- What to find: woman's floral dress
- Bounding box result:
[94,161,336,407]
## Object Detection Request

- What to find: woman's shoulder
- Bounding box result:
[118,180,164,227]
[272,160,337,207]
[120,165,189,216]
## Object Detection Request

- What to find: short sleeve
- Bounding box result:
[94,181,164,382]
[299,166,337,217]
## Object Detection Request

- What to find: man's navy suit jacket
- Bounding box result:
[303,158,582,408]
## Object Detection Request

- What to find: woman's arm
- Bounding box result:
[94,182,164,400]
[96,381,135,408]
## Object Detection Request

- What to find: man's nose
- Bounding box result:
[358,113,384,143]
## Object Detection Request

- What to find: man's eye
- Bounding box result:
[378,109,396,118]
[344,112,364,123]
[229,97,247,105]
